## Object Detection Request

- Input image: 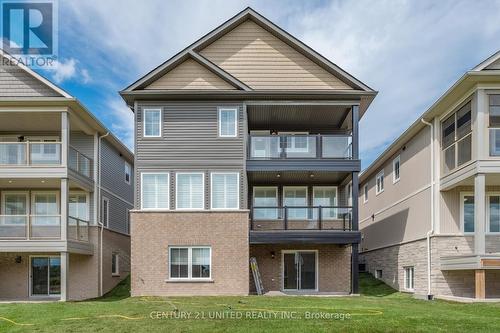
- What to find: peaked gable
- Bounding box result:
[485,57,500,70]
[199,19,353,90]
[0,62,63,97]
[145,58,236,90]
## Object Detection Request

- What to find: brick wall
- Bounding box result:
[131,211,249,296]
[249,244,352,294]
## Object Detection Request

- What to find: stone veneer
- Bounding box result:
[130,211,249,296]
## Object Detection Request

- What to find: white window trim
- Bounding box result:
[363,185,368,204]
[486,192,500,234]
[393,155,401,184]
[403,266,415,292]
[143,108,162,138]
[140,172,170,211]
[168,246,212,280]
[69,191,90,222]
[124,161,131,185]
[460,192,474,235]
[1,191,29,226]
[376,171,384,195]
[101,196,110,228]
[112,253,120,276]
[175,172,205,210]
[218,107,238,138]
[252,186,278,208]
[31,191,60,216]
[312,186,338,206]
[210,172,240,210]
[282,186,309,206]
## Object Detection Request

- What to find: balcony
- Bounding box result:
[0,215,88,242]
[249,205,360,244]
[0,142,61,166]
[69,146,93,179]
[248,134,352,160]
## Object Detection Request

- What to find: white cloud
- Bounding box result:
[50,58,77,83]
[59,0,500,167]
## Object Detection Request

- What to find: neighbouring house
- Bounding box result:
[0,50,133,301]
[121,7,376,296]
[359,51,500,300]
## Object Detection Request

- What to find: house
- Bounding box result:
[121,7,376,296]
[0,50,133,301]
[359,51,500,300]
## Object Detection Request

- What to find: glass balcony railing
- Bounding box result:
[248,135,352,160]
[68,146,93,179]
[0,142,61,165]
[250,206,352,231]
[68,216,89,242]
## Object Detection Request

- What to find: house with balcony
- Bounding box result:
[121,7,376,295]
[359,51,500,300]
[0,51,133,301]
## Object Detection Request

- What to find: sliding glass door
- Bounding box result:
[31,256,60,297]
[282,251,317,291]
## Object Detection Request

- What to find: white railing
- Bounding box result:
[0,215,61,239]
[69,146,93,179]
[68,216,89,242]
[0,142,61,166]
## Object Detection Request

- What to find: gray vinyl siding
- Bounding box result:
[100,139,134,203]
[135,101,247,209]
[0,64,61,97]
[70,131,94,159]
[100,188,132,234]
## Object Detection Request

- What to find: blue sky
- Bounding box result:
[37,0,500,168]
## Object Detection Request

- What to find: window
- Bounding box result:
[218,108,237,137]
[31,192,60,228]
[101,197,109,227]
[69,193,88,221]
[1,192,28,228]
[253,187,278,220]
[124,162,131,185]
[112,253,119,276]
[363,185,368,203]
[442,102,472,173]
[489,95,500,155]
[211,173,239,209]
[393,155,400,183]
[283,186,308,220]
[404,267,414,291]
[143,108,161,137]
[347,183,352,206]
[176,173,204,210]
[313,186,337,219]
[376,171,384,195]
[375,270,382,279]
[461,193,474,233]
[169,247,211,280]
[488,194,500,233]
[141,173,169,210]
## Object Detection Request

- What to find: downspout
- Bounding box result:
[421,118,434,299]
[98,132,110,296]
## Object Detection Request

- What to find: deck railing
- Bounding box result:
[250,206,352,231]
[0,142,61,165]
[69,146,93,179]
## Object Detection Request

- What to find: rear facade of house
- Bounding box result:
[0,54,133,301]
[359,52,500,300]
[123,8,376,296]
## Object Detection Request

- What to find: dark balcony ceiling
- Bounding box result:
[247,104,351,132]
[248,170,351,184]
[249,230,361,244]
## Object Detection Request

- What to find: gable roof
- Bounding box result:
[472,49,500,71]
[122,7,374,93]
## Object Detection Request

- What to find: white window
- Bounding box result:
[489,95,500,156]
[393,155,400,183]
[211,172,239,209]
[112,253,119,276]
[141,173,169,210]
[101,197,109,227]
[487,194,500,233]
[460,192,474,233]
[404,266,414,291]
[313,186,338,219]
[69,193,89,221]
[375,269,382,279]
[363,185,368,203]
[124,161,131,185]
[169,247,211,280]
[218,108,237,137]
[376,171,384,195]
[283,186,308,220]
[143,108,161,137]
[176,173,204,210]
[442,102,472,173]
[1,191,29,229]
[253,187,278,220]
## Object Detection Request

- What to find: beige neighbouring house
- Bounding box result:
[0,50,133,301]
[359,51,500,300]
[121,7,377,296]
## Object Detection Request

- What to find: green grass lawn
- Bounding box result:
[1,273,499,332]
